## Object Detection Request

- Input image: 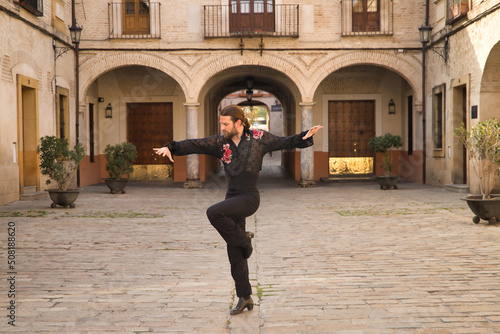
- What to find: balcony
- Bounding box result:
[447,0,469,24]
[341,0,393,36]
[15,0,43,16]
[109,1,161,39]
[204,4,299,38]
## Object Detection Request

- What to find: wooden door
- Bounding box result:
[328,100,375,175]
[329,100,375,158]
[352,0,380,32]
[229,0,275,33]
[127,103,173,164]
[123,0,150,35]
[21,86,38,187]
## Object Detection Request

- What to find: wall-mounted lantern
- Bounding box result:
[69,24,82,45]
[388,99,396,115]
[105,103,113,118]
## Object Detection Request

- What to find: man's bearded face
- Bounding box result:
[220,115,240,140]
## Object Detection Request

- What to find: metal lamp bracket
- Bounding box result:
[239,38,245,55]
[428,38,448,63]
[53,40,72,60]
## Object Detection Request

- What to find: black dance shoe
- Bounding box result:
[230,296,254,315]
[241,231,254,259]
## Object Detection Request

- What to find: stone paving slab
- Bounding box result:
[1,168,500,333]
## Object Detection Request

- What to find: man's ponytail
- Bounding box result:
[221,105,250,128]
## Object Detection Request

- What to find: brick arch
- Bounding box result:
[308,51,423,105]
[10,50,40,80]
[475,10,500,71]
[78,52,190,102]
[479,40,500,120]
[189,53,309,102]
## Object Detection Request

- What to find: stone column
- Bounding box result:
[298,102,317,188]
[184,103,203,188]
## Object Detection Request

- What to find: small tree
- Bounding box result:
[37,136,85,191]
[454,119,500,200]
[104,142,137,179]
[369,133,403,176]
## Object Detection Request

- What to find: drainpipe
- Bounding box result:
[421,0,429,184]
[72,0,80,186]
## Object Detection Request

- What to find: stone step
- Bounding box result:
[445,184,470,193]
[23,186,37,194]
[320,175,376,183]
[20,190,47,201]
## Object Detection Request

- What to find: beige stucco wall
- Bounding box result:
[0,0,75,204]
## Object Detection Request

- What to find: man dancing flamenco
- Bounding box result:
[155,105,322,315]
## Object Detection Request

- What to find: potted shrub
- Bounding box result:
[104,142,137,194]
[369,133,403,190]
[37,136,85,208]
[454,119,500,224]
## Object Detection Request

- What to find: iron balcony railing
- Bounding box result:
[109,2,161,39]
[15,0,43,16]
[204,4,299,38]
[341,0,393,36]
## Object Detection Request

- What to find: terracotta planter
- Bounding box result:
[375,175,399,190]
[104,178,129,194]
[46,189,80,208]
[462,195,500,224]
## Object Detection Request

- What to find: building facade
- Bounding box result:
[0,0,499,205]
[0,0,76,204]
[425,0,500,193]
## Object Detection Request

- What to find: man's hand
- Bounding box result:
[303,125,323,140]
[153,147,174,162]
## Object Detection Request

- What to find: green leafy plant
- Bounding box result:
[369,133,403,176]
[37,136,85,191]
[104,142,137,179]
[454,119,500,200]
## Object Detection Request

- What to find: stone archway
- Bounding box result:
[480,41,500,121]
[314,61,423,183]
[78,56,188,186]
[188,52,310,104]
[308,50,423,107]
[78,52,190,104]
[195,65,305,182]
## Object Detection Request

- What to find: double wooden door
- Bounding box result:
[352,0,380,32]
[123,0,150,35]
[229,0,275,33]
[127,103,172,165]
[328,100,375,175]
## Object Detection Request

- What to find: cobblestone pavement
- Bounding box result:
[1,162,500,333]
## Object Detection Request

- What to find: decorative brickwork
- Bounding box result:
[79,49,422,105]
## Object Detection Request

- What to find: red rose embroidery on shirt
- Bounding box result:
[253,129,264,139]
[221,143,232,164]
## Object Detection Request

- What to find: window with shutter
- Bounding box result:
[229,0,275,34]
[123,0,151,35]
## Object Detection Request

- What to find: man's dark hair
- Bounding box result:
[220,105,250,128]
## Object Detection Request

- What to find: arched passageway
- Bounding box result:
[197,65,303,181]
[314,64,422,183]
[79,65,185,185]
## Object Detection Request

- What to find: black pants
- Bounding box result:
[206,173,260,297]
